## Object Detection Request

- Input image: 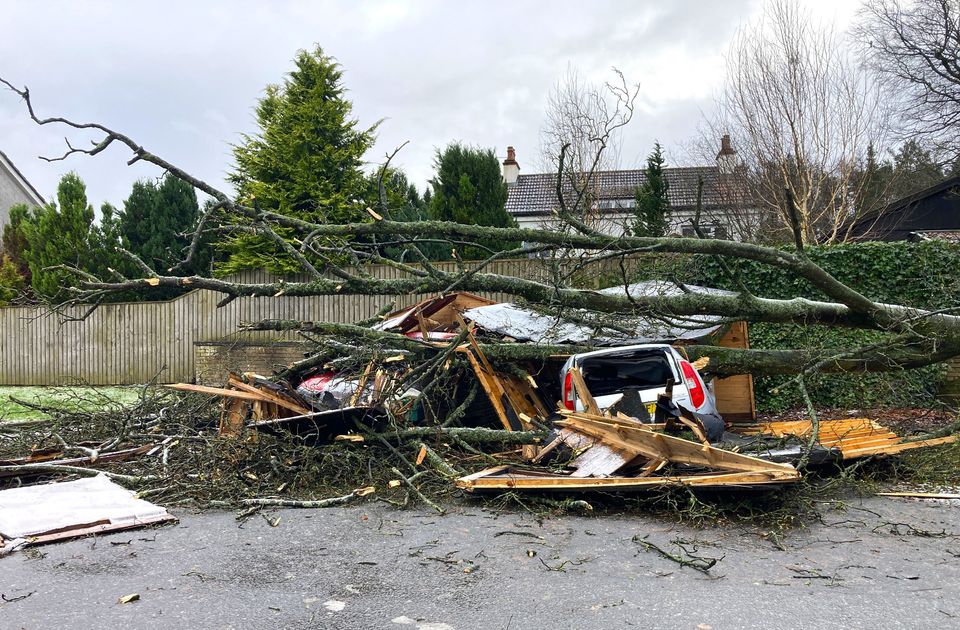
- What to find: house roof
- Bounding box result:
[505,166,735,217]
[851,174,960,235]
[884,174,960,216]
[0,149,45,206]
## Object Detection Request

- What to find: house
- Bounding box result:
[502,135,753,240]
[0,150,45,234]
[848,174,960,242]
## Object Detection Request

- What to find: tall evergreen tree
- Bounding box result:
[20,173,100,300]
[222,45,377,274]
[632,142,671,237]
[2,203,33,286]
[428,143,516,258]
[118,174,201,273]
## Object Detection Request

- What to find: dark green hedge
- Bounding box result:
[689,241,960,411]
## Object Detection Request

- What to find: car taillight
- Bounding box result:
[562,371,575,410]
[680,360,705,409]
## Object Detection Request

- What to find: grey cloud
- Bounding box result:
[1,0,772,210]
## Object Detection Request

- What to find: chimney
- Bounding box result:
[716,134,737,175]
[502,146,520,186]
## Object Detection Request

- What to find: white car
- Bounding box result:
[559,344,719,419]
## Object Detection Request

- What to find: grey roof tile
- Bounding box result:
[505,166,736,216]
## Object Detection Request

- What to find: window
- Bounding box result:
[581,351,675,397]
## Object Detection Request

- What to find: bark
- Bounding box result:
[6,75,960,376]
[393,427,548,445]
[250,318,957,379]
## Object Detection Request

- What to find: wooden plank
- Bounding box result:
[712,320,756,422]
[16,513,177,547]
[456,467,798,492]
[225,379,312,415]
[877,491,960,500]
[460,348,514,431]
[558,412,798,475]
[569,442,635,478]
[840,435,957,459]
[0,444,155,475]
[568,367,601,415]
[165,383,267,401]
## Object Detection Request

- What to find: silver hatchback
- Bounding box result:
[559,344,719,418]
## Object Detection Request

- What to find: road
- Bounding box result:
[2,495,958,629]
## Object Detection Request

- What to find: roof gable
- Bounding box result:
[0,150,45,207]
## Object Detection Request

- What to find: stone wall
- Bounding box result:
[194,341,309,385]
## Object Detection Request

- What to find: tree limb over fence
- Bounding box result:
[4,75,960,381]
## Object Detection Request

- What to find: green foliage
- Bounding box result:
[119,174,205,274]
[222,45,376,274]
[692,240,960,410]
[2,203,34,287]
[364,168,441,260]
[0,254,25,304]
[428,143,517,258]
[749,325,945,411]
[854,140,960,214]
[632,142,670,237]
[20,173,101,301]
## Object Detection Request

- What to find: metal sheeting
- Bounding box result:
[464,281,730,345]
[0,474,172,540]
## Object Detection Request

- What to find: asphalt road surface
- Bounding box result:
[3,495,959,629]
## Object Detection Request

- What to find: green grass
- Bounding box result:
[0,386,145,421]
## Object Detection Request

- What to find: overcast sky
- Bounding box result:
[0,0,861,210]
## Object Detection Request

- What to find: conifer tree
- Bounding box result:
[632,142,670,237]
[222,45,377,273]
[428,143,516,258]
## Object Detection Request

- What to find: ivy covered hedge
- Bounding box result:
[689,241,960,411]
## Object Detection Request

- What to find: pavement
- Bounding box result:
[2,495,959,630]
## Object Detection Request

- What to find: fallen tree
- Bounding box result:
[3,76,960,387]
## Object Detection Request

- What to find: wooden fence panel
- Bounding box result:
[0,256,656,385]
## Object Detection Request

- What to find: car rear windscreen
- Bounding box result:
[581,351,674,397]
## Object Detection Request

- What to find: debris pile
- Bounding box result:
[1,288,956,550]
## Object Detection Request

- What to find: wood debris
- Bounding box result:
[457,410,800,493]
[733,417,958,460]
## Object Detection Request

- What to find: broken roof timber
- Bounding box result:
[456,466,797,492]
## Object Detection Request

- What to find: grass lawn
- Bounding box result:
[0,386,147,421]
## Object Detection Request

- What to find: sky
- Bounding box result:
[0,0,862,210]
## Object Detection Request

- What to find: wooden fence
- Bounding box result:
[0,257,647,385]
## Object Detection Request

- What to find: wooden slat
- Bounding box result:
[841,435,957,459]
[569,443,635,478]
[165,383,266,401]
[226,378,312,415]
[460,347,514,431]
[558,411,798,475]
[456,467,798,491]
[568,367,601,415]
